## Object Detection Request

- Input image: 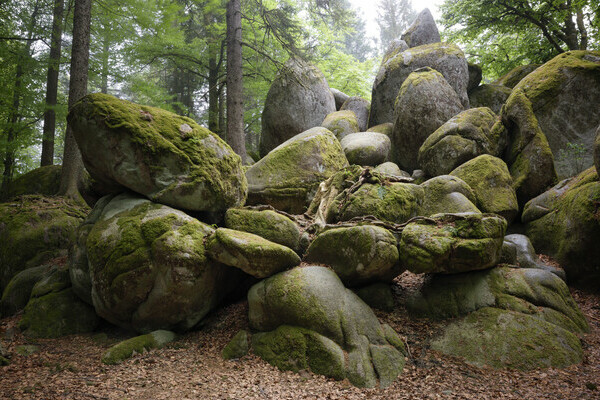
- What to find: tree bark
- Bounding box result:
[226,0,247,160]
[58,0,92,201]
[100,27,109,94]
[41,0,65,166]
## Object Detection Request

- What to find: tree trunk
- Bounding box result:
[208,46,219,133]
[218,82,225,139]
[41,0,65,166]
[226,0,247,160]
[100,27,109,94]
[58,0,92,201]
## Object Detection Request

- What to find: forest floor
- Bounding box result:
[1,271,599,400]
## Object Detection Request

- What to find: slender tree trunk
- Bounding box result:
[226,0,247,159]
[576,9,588,50]
[58,0,92,201]
[100,27,109,94]
[208,46,219,133]
[218,82,225,138]
[41,0,65,166]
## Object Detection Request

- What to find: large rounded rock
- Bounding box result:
[340,97,370,132]
[321,110,359,140]
[0,264,54,317]
[86,194,244,333]
[420,175,480,216]
[68,93,247,212]
[399,213,507,274]
[224,208,302,254]
[330,88,350,110]
[0,195,87,292]
[305,225,402,287]
[523,167,600,285]
[406,266,587,370]
[401,8,441,48]
[468,84,512,114]
[367,123,393,136]
[246,127,349,213]
[418,107,505,177]
[374,162,410,178]
[370,42,469,126]
[206,228,300,278]
[501,89,557,206]
[450,155,519,223]
[308,166,423,226]
[248,266,406,388]
[504,51,600,178]
[502,234,565,279]
[467,62,482,92]
[493,64,541,88]
[392,68,464,171]
[260,58,336,156]
[341,132,391,166]
[2,165,61,199]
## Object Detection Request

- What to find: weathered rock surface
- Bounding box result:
[224,208,302,254]
[86,193,244,333]
[69,93,247,212]
[321,110,359,140]
[406,266,587,370]
[493,64,541,88]
[450,155,519,223]
[222,330,250,360]
[102,330,176,365]
[468,84,512,114]
[399,213,506,274]
[305,225,402,287]
[355,283,395,312]
[595,125,600,175]
[401,8,441,48]
[18,265,99,338]
[418,107,504,177]
[206,228,300,278]
[0,195,87,292]
[340,97,370,132]
[248,266,406,388]
[0,264,54,317]
[367,123,393,136]
[341,132,391,166]
[392,68,464,171]
[2,165,61,199]
[330,88,350,110]
[467,62,482,92]
[308,166,422,226]
[503,51,600,178]
[246,127,348,214]
[523,167,600,285]
[501,88,557,206]
[260,58,336,156]
[374,162,410,178]
[501,234,565,280]
[370,42,469,127]
[420,175,480,216]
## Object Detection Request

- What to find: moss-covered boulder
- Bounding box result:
[399,213,506,274]
[468,84,512,114]
[502,234,565,280]
[86,193,244,333]
[450,155,519,223]
[68,93,246,212]
[392,68,464,171]
[432,307,583,370]
[206,228,300,278]
[308,166,423,226]
[305,225,402,287]
[248,266,406,388]
[595,125,600,175]
[501,88,558,206]
[493,64,541,88]
[0,264,54,317]
[401,8,440,48]
[222,330,250,360]
[246,127,349,214]
[374,162,410,178]
[370,42,469,127]
[523,167,600,284]
[418,107,505,177]
[367,123,394,136]
[0,195,87,292]
[19,265,99,338]
[355,283,395,312]
[321,110,359,140]
[467,62,482,92]
[224,208,301,254]
[101,330,176,365]
[260,58,336,156]
[330,88,350,110]
[503,51,600,178]
[420,175,480,216]
[2,165,61,199]
[340,97,370,132]
[341,132,391,166]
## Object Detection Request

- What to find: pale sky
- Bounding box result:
[348,0,444,41]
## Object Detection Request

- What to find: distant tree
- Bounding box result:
[226,0,246,159]
[376,0,417,50]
